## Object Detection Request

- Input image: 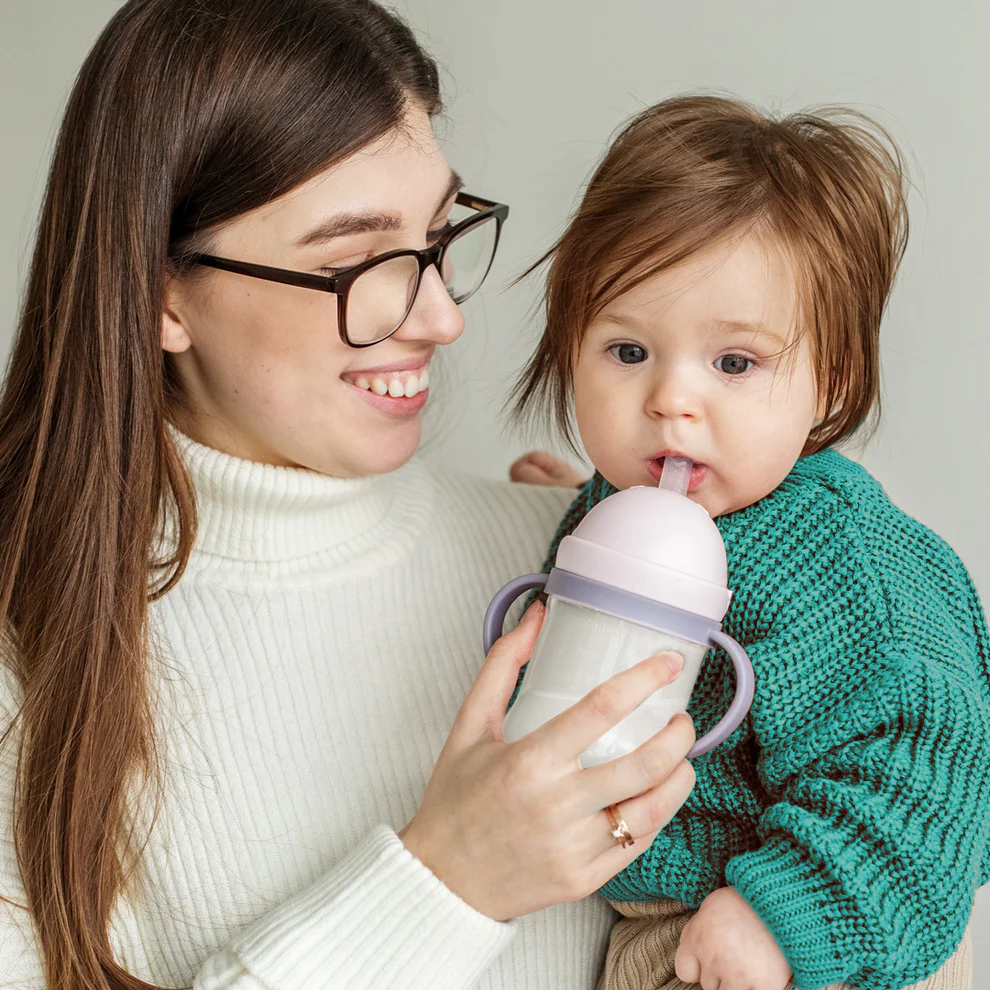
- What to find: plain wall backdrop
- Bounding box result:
[2,0,988,982]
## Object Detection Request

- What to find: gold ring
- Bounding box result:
[605,804,634,848]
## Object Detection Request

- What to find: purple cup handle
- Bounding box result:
[687,630,755,757]
[483,574,549,654]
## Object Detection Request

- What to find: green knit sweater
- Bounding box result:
[530,449,990,990]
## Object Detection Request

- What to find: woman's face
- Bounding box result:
[163,108,464,477]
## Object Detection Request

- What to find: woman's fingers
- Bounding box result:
[582,711,696,812]
[448,601,545,744]
[509,452,556,484]
[590,757,697,860]
[409,638,698,920]
[509,451,588,488]
[532,653,684,762]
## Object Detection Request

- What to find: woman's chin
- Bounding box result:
[340,421,423,478]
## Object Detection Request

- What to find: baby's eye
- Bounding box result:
[716,354,753,376]
[609,343,648,365]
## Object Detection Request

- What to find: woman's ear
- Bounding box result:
[161,278,193,354]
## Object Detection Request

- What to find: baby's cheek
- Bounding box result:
[583,437,632,488]
[710,456,789,516]
[575,398,623,464]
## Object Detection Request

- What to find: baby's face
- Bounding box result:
[572,234,822,518]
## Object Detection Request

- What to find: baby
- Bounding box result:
[511,96,989,990]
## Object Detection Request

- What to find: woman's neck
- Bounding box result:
[171,429,433,578]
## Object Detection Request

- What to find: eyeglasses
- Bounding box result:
[185,192,509,348]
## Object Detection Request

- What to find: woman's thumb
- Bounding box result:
[452,601,545,742]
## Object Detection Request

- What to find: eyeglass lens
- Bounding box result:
[344,212,498,344]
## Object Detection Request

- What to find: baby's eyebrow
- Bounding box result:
[596,312,641,330]
[711,318,788,345]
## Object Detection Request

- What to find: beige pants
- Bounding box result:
[601,899,972,990]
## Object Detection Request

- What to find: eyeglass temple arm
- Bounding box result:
[456,191,499,211]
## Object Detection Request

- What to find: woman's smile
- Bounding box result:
[342,351,433,418]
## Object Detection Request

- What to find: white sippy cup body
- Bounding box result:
[503,595,709,767]
[483,484,756,762]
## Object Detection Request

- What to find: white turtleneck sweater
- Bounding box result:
[0,433,615,989]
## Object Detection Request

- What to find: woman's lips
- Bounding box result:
[343,364,431,420]
[349,384,429,419]
[646,456,708,491]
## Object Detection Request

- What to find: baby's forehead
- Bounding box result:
[591,234,804,340]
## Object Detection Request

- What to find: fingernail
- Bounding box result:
[664,653,683,674]
[522,600,545,626]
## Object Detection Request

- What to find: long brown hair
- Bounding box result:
[512,95,909,455]
[0,2,440,987]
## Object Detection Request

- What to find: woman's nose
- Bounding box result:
[393,265,464,346]
[646,364,703,420]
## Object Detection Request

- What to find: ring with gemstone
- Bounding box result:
[605,804,634,848]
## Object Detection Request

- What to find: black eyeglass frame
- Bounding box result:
[185,192,509,347]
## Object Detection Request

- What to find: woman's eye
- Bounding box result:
[609,343,648,365]
[716,354,753,376]
[318,254,372,276]
[318,224,452,276]
[427,221,454,244]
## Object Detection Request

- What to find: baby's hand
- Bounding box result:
[509,451,587,488]
[675,886,791,990]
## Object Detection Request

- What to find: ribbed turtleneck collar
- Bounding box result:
[171,430,433,580]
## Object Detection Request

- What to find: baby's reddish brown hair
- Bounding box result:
[512,95,909,456]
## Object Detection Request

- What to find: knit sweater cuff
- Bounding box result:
[726,838,853,990]
[229,825,516,990]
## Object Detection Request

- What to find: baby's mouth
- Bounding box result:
[646,456,708,491]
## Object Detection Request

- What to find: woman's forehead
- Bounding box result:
[221,111,454,243]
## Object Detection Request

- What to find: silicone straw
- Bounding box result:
[658,455,692,496]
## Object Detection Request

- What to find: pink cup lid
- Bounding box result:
[554,486,732,622]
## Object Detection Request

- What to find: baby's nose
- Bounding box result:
[645,367,703,420]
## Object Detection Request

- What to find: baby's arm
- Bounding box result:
[675,886,791,990]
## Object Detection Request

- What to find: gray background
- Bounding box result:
[2,0,987,979]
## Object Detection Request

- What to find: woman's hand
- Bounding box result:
[399,602,696,922]
[675,886,792,990]
[509,451,588,488]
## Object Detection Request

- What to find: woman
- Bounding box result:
[0,2,696,988]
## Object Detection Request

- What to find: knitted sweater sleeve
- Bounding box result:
[724,503,990,990]
[193,827,515,990]
[0,665,514,990]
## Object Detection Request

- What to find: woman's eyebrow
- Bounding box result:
[295,171,464,248]
[435,170,464,215]
[296,211,402,246]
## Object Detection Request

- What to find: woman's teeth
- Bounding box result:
[354,367,430,398]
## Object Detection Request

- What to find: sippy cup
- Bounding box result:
[484,457,754,765]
